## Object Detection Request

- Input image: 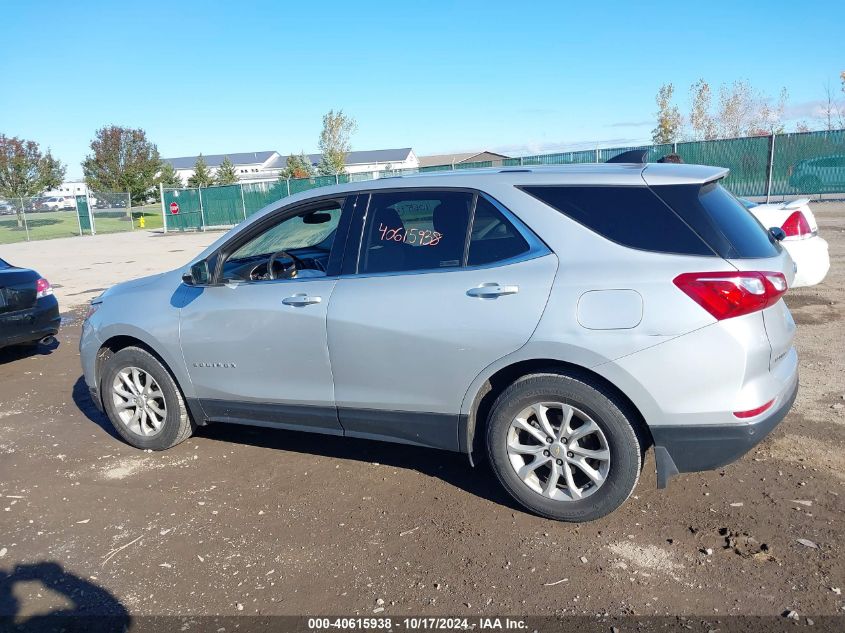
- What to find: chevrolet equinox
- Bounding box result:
[80,162,798,521]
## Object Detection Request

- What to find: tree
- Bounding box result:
[279,151,315,179]
[688,79,716,140]
[82,125,161,204]
[215,156,238,185]
[187,154,214,188]
[712,81,786,138]
[0,135,66,227]
[157,161,183,189]
[819,80,844,131]
[651,83,682,144]
[755,87,788,135]
[680,79,790,139]
[317,109,357,175]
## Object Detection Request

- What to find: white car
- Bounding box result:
[39,196,75,211]
[742,198,830,288]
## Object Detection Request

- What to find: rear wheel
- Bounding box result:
[486,373,641,521]
[101,346,194,450]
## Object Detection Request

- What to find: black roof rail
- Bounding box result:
[605,149,649,164]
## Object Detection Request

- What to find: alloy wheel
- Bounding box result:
[506,402,610,501]
[111,366,168,437]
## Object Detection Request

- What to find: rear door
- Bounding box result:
[326,189,557,450]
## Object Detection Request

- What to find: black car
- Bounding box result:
[0,257,60,349]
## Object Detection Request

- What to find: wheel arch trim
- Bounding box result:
[95,325,199,406]
[458,344,657,464]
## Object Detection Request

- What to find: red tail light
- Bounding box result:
[781,210,812,239]
[673,271,788,320]
[35,278,53,299]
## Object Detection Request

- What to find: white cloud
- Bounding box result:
[493,136,651,156]
[783,99,844,120]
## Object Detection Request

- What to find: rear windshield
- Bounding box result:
[520,185,713,256]
[0,258,8,269]
[652,182,780,259]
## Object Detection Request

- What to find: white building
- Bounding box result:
[164,151,280,185]
[266,148,419,176]
[43,180,89,197]
[163,148,418,184]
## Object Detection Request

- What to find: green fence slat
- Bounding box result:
[76,195,91,234]
[153,130,845,231]
[771,130,845,195]
[163,188,203,230]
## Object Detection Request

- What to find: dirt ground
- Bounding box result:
[0,204,843,623]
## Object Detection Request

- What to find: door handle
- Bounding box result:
[282,294,322,306]
[466,283,519,298]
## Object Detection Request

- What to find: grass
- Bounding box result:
[0,206,165,245]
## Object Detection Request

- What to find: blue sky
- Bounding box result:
[1,1,842,178]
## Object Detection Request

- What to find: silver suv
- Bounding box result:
[80,163,798,521]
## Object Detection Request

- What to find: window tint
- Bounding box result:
[697,183,780,258]
[522,185,713,256]
[359,191,473,274]
[652,183,780,259]
[230,207,341,260]
[468,196,530,266]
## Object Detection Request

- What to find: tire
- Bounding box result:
[101,346,194,450]
[486,373,641,522]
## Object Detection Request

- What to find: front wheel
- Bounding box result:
[486,373,641,522]
[101,346,194,450]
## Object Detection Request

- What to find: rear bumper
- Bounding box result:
[783,236,830,287]
[0,296,61,347]
[651,370,798,488]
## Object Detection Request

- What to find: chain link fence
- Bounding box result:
[3,129,844,240]
[0,192,132,244]
[161,129,845,233]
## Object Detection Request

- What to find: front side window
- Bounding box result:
[359,191,473,274]
[231,207,340,259]
[223,204,342,282]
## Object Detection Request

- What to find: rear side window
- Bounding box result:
[521,186,713,256]
[359,191,473,274]
[468,196,530,266]
[652,182,780,259]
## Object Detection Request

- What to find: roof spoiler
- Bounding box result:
[782,198,810,209]
[605,149,649,164]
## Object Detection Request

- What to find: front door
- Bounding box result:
[179,198,351,434]
[327,190,558,450]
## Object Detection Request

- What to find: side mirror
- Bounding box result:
[769,227,786,242]
[183,260,211,286]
